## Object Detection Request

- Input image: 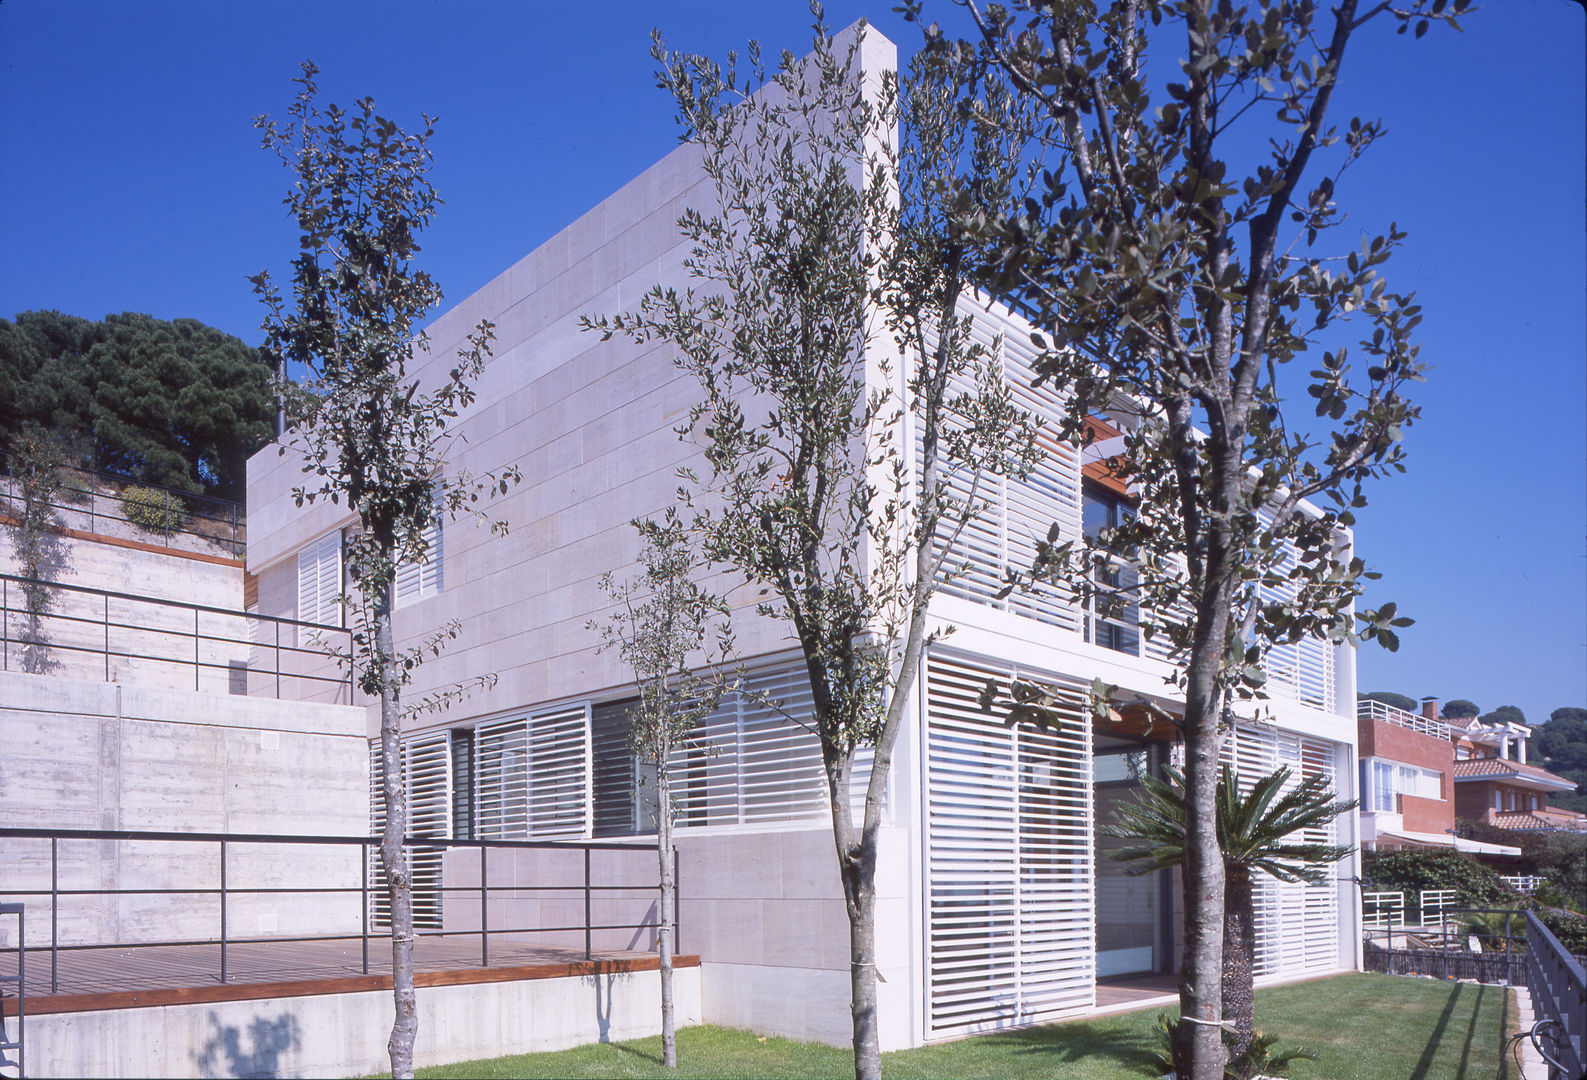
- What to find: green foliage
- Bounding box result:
[1150,1014,1318,1080]
[1479,704,1526,726]
[1535,708,1587,814]
[593,514,733,771]
[119,485,190,534]
[1442,698,1480,719]
[0,310,275,499]
[1105,764,1355,883]
[3,425,72,674]
[1360,691,1418,713]
[1362,848,1514,908]
[1104,763,1353,1060]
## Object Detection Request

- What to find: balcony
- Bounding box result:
[1358,698,1450,740]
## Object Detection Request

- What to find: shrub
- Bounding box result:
[1362,848,1514,908]
[120,485,189,534]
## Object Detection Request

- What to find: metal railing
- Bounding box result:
[1,573,351,700]
[1526,909,1586,1079]
[0,827,677,997]
[0,468,244,558]
[1357,699,1450,740]
[1363,907,1528,985]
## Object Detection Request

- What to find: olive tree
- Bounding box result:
[251,63,516,1079]
[920,0,1467,1074]
[592,513,734,1068]
[587,15,1037,1077]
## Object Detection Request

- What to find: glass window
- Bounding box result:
[1372,761,1396,812]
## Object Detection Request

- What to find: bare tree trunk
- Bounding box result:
[656,767,677,1068]
[1222,865,1256,1061]
[376,603,417,1079]
[1178,656,1227,1080]
[825,752,881,1080]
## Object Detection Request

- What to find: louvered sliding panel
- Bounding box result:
[925,653,1093,1037]
[667,660,870,829]
[1252,530,1336,710]
[476,706,592,840]
[1001,338,1084,633]
[915,319,1084,634]
[368,732,451,929]
[1222,724,1342,978]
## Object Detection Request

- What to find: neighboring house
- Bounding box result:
[245,26,1362,1050]
[1448,715,1586,832]
[1356,696,1519,855]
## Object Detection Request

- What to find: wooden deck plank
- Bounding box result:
[0,935,687,1014]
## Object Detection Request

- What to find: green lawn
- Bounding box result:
[412,973,1508,1080]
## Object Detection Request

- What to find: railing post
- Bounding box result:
[673,845,681,955]
[361,841,369,976]
[274,621,281,699]
[103,595,110,681]
[584,847,592,961]
[194,608,200,691]
[3,575,9,672]
[50,836,58,994]
[480,845,489,968]
[219,839,228,984]
[1442,913,1449,982]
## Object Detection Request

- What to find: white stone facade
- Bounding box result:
[244,25,1361,1051]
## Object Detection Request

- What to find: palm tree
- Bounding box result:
[1103,762,1355,1061]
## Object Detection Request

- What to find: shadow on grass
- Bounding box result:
[972,1018,1162,1070]
[610,1042,666,1067]
[1408,982,1463,1080]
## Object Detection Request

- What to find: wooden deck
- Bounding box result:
[0,935,670,1014]
[1094,973,1180,1011]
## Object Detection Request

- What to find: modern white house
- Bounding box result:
[241,24,1364,1054]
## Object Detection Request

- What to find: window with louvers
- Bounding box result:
[668,661,877,829]
[923,651,1094,1037]
[1222,724,1343,977]
[592,700,658,838]
[475,706,591,840]
[296,530,342,629]
[368,732,451,929]
[916,320,1084,635]
[394,517,443,610]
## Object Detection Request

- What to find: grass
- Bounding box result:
[411,973,1507,1080]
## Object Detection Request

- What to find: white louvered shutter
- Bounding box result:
[297,530,342,628]
[1222,724,1342,977]
[924,651,1094,1037]
[394,517,443,610]
[476,706,591,840]
[368,732,451,929]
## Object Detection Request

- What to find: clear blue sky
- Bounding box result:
[2,1,1582,725]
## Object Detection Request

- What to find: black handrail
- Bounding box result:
[0,827,680,996]
[0,467,244,556]
[1526,910,1586,1079]
[0,573,352,699]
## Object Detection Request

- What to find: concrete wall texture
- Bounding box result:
[25,966,702,1078]
[0,670,369,948]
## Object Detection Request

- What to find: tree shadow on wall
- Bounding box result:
[194,1009,301,1079]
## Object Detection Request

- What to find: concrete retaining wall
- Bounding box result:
[24,964,702,1078]
[0,670,368,948]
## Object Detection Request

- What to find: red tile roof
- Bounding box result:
[1487,808,1587,832]
[1452,758,1578,789]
